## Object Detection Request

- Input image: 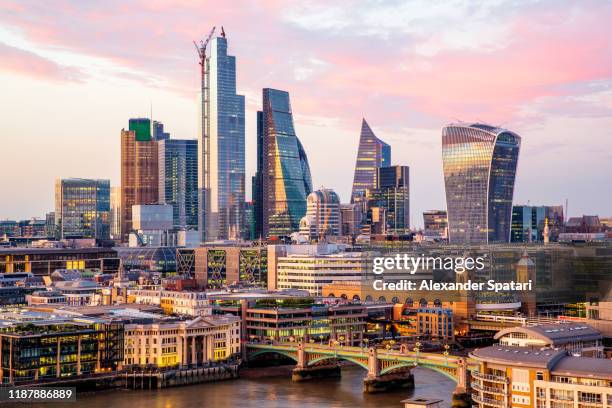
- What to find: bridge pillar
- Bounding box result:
[291,342,341,382]
[363,348,414,393]
[451,358,472,408]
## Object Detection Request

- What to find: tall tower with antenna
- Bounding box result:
[194,27,246,242]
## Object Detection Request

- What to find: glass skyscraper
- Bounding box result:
[261,88,312,238]
[442,123,521,244]
[367,165,410,233]
[198,33,245,242]
[351,118,390,202]
[158,139,198,230]
[55,178,110,240]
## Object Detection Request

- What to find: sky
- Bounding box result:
[0,0,611,228]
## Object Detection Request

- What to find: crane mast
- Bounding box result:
[194,26,215,242]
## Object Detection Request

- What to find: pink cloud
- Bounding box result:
[1,0,611,128]
[0,41,84,82]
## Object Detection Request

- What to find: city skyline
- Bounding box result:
[1,1,612,227]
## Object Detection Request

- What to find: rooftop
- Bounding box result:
[494,322,602,345]
[470,346,566,369]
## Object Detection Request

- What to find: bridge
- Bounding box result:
[247,342,475,401]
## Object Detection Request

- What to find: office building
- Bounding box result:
[0,311,123,383]
[216,298,366,345]
[423,210,447,239]
[197,32,246,242]
[55,178,110,240]
[299,188,341,241]
[511,205,564,242]
[128,204,177,247]
[442,123,521,244]
[252,111,264,239]
[120,118,159,241]
[340,203,362,238]
[350,118,391,202]
[0,247,119,275]
[193,244,267,289]
[268,244,367,296]
[470,345,612,408]
[260,88,312,238]
[158,139,198,230]
[367,165,410,233]
[152,120,170,140]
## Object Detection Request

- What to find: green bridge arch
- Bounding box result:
[307,355,369,371]
[247,346,460,383]
[248,349,298,363]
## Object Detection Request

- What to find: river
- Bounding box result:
[52,366,456,408]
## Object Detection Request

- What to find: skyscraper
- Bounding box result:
[442,123,521,244]
[158,139,198,230]
[299,188,341,241]
[120,118,159,241]
[261,88,312,238]
[55,178,110,240]
[350,118,390,202]
[197,30,245,242]
[252,110,264,239]
[367,165,410,233]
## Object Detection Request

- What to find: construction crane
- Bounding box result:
[194,26,215,241]
[193,26,216,62]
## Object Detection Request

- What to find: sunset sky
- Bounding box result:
[1,0,611,226]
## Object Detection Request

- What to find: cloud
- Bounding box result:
[0,41,85,82]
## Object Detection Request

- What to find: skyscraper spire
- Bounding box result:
[350,118,391,202]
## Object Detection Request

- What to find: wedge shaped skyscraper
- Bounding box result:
[350,119,390,202]
[442,123,521,244]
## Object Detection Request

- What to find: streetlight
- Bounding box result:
[318,335,324,345]
[443,344,450,366]
[413,341,421,365]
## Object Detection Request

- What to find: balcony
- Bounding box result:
[472,393,507,407]
[472,382,508,396]
[472,370,509,384]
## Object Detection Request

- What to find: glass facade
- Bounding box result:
[0,321,123,383]
[55,178,110,240]
[199,35,245,242]
[351,119,391,202]
[442,123,520,244]
[261,88,313,238]
[158,139,198,230]
[365,166,410,233]
[512,205,565,242]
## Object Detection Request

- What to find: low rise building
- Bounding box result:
[494,322,603,358]
[123,315,240,368]
[470,345,612,408]
[127,288,212,316]
[0,310,123,384]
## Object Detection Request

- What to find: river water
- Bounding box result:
[49,366,456,408]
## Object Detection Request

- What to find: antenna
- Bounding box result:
[221,26,226,38]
